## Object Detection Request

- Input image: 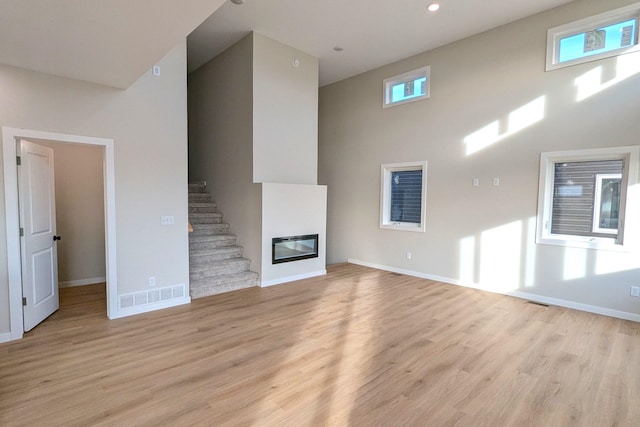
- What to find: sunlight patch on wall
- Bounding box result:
[524,217,537,288]
[575,53,640,102]
[479,221,522,292]
[459,235,476,285]
[464,96,546,155]
[562,247,587,281]
[595,249,640,275]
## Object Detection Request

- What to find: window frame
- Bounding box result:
[382,66,430,108]
[536,146,640,251]
[380,161,427,232]
[592,173,622,235]
[546,3,640,71]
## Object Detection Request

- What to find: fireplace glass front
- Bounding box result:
[272,234,319,264]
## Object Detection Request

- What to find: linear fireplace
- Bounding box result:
[272,234,319,264]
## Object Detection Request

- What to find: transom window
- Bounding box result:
[546,3,640,71]
[383,66,430,108]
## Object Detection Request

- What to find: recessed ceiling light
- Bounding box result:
[333,46,344,52]
[427,3,440,12]
[230,0,244,5]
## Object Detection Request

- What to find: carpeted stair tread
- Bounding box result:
[190,246,244,263]
[190,223,230,236]
[189,212,224,224]
[189,203,217,213]
[189,193,212,203]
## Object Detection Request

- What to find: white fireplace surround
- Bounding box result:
[261,183,327,287]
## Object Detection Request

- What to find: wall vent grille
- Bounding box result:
[119,284,186,310]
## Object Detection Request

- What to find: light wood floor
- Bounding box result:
[1,264,639,426]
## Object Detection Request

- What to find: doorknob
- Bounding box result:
[53,235,62,241]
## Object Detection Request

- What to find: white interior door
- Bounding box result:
[19,139,60,332]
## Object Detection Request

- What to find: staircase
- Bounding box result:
[188,183,259,298]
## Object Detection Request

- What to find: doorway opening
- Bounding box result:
[27,139,106,330]
[2,127,117,342]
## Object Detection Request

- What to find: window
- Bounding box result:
[380,161,427,232]
[546,3,640,71]
[593,173,622,234]
[383,66,430,108]
[536,146,639,250]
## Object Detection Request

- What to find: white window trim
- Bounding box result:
[592,173,622,235]
[546,2,640,71]
[536,146,640,251]
[380,161,427,232]
[382,66,430,108]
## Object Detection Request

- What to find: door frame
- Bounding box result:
[3,127,117,341]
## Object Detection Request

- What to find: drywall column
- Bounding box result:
[252,34,326,286]
[252,33,319,185]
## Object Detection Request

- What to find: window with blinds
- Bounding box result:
[390,170,423,224]
[536,146,639,250]
[551,160,623,237]
[380,161,427,232]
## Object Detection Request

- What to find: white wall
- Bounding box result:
[39,141,105,286]
[261,183,327,285]
[188,34,263,274]
[253,33,319,185]
[318,0,640,319]
[0,42,190,336]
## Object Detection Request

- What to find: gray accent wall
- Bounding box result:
[318,0,640,317]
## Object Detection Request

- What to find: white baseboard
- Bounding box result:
[0,331,22,343]
[109,296,191,319]
[348,258,640,323]
[59,277,106,288]
[261,270,327,287]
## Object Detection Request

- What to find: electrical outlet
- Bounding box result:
[161,215,174,225]
[631,286,640,297]
[148,276,156,287]
[406,252,412,260]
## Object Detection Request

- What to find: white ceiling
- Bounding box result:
[188,0,575,87]
[0,0,225,88]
